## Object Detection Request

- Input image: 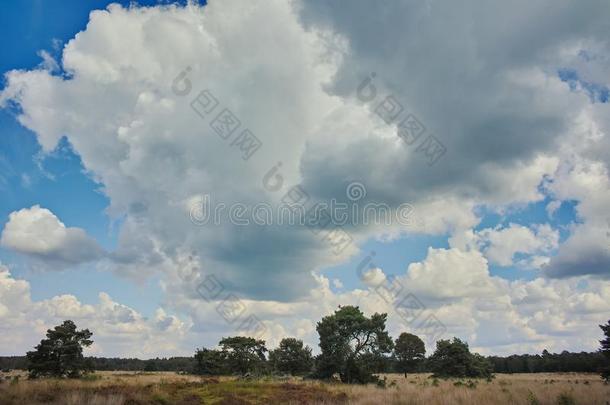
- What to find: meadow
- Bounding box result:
[0,371,607,405]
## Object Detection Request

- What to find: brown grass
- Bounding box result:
[0,371,607,405]
[328,373,610,405]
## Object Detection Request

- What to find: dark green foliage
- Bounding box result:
[0,356,28,371]
[394,332,425,377]
[26,320,93,378]
[600,319,610,382]
[194,348,227,375]
[194,337,267,376]
[428,337,493,379]
[268,338,313,375]
[95,356,195,372]
[218,336,267,375]
[0,356,196,372]
[313,305,393,384]
[487,350,606,374]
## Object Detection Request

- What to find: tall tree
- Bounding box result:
[218,336,267,375]
[315,305,393,384]
[600,319,610,382]
[394,332,425,377]
[428,337,492,379]
[27,320,93,378]
[268,338,314,375]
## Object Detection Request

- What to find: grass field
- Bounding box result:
[0,371,608,404]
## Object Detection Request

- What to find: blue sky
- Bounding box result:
[0,0,175,312]
[0,0,608,358]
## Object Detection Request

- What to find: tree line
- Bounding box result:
[2,349,606,375]
[5,307,609,384]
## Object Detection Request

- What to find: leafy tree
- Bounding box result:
[218,336,267,375]
[428,337,492,379]
[600,319,610,382]
[394,332,425,377]
[269,338,314,375]
[26,320,93,378]
[314,305,393,384]
[194,348,227,375]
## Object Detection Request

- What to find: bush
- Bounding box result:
[428,338,493,379]
[80,373,102,381]
[556,392,576,405]
[527,390,541,405]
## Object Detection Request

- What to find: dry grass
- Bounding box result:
[329,373,610,405]
[0,371,607,404]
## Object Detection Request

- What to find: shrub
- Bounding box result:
[556,392,576,405]
[527,390,541,405]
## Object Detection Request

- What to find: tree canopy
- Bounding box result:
[314,305,393,383]
[194,348,227,375]
[219,336,267,375]
[394,332,426,377]
[268,337,313,375]
[428,337,493,379]
[26,320,93,378]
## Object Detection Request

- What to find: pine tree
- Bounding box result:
[27,320,93,378]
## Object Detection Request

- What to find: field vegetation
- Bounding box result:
[0,371,608,405]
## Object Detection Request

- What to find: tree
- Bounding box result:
[26,320,93,378]
[269,338,314,375]
[600,319,610,382]
[428,337,492,379]
[394,332,425,377]
[218,336,267,375]
[314,306,393,384]
[194,348,227,375]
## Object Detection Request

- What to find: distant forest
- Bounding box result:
[1,350,606,374]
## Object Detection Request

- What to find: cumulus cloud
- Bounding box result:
[0,0,351,299]
[0,263,190,358]
[1,0,610,355]
[166,246,609,355]
[544,160,610,278]
[1,205,105,269]
[450,223,560,269]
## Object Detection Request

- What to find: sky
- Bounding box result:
[0,0,609,359]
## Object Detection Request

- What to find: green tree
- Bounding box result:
[26,320,93,378]
[219,336,267,375]
[194,348,227,375]
[600,319,610,382]
[428,337,492,379]
[314,306,393,384]
[269,338,314,375]
[394,332,425,377]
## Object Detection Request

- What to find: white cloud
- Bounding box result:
[1,0,610,356]
[544,159,610,278]
[449,223,559,269]
[0,263,190,358]
[1,205,104,269]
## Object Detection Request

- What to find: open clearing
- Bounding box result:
[0,371,608,404]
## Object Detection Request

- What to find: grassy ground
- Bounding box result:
[0,371,607,404]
